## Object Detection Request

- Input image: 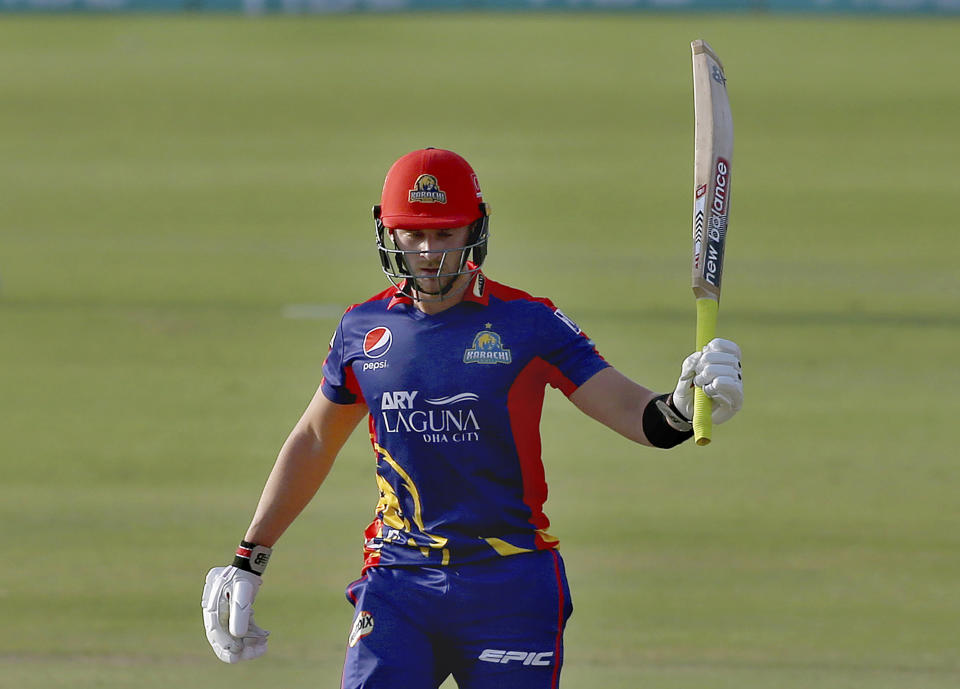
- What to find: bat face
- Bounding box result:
[691,40,733,303]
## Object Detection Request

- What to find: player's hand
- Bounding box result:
[201,566,269,663]
[672,338,743,424]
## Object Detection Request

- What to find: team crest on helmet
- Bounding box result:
[463,329,512,365]
[408,174,447,204]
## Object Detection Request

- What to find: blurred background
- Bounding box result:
[1,5,957,689]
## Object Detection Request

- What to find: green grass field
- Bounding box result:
[1,13,958,689]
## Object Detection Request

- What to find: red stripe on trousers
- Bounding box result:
[551,550,565,689]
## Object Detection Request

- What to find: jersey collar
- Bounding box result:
[387,264,489,310]
[463,269,490,306]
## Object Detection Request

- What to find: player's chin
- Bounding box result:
[412,276,455,296]
[412,270,441,284]
[410,277,442,295]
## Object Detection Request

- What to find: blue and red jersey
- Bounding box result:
[321,270,609,572]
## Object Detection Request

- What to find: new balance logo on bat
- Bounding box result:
[704,158,730,287]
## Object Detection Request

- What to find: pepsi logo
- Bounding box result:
[363,327,393,359]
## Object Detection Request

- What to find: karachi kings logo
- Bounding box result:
[409,174,447,204]
[463,328,512,365]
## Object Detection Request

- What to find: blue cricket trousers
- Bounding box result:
[341,549,573,689]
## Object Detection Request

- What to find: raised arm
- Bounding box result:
[568,367,660,446]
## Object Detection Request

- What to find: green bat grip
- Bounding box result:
[693,297,718,446]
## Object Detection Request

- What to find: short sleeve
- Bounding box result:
[320,317,364,405]
[537,305,609,395]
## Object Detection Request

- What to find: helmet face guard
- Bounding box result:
[374,203,490,301]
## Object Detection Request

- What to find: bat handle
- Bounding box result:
[693,297,718,446]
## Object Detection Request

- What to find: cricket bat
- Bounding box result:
[690,40,733,446]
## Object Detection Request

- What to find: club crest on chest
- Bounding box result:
[463,327,512,365]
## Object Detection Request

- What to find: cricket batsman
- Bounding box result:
[201,148,743,688]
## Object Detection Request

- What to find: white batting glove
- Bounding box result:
[672,338,743,425]
[201,566,269,663]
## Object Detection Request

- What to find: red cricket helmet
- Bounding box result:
[377,148,485,229]
[373,148,491,301]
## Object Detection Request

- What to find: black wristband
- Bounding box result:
[642,394,694,449]
[232,540,273,576]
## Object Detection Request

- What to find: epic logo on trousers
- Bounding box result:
[479,649,554,666]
